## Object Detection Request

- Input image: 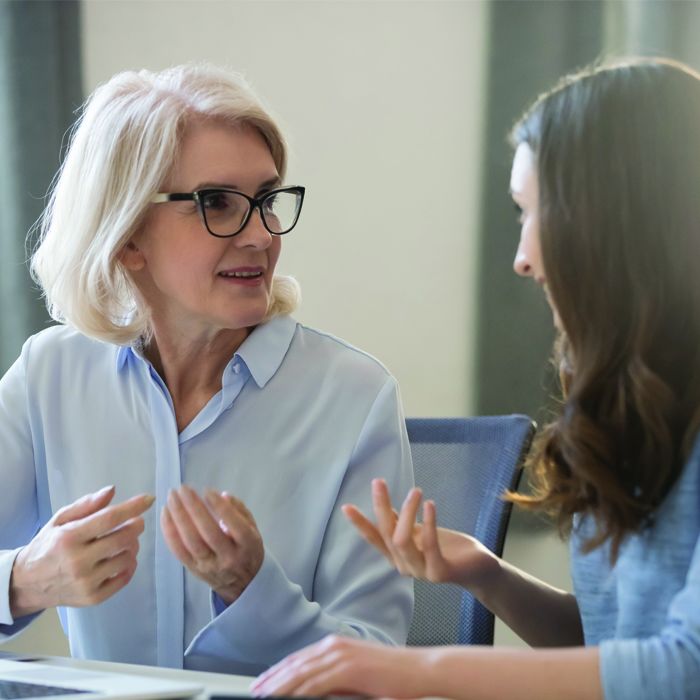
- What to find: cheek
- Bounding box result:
[267,238,282,276]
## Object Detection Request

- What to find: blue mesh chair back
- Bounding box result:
[405,415,535,646]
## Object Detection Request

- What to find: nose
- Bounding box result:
[513,240,533,277]
[234,207,272,249]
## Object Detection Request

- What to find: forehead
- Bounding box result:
[510,142,537,195]
[169,119,278,189]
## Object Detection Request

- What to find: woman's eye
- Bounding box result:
[202,192,230,211]
[513,202,524,224]
[262,194,278,212]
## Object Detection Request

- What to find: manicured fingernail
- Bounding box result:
[143,494,155,507]
[96,485,114,496]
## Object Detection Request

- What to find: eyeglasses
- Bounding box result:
[150,185,305,238]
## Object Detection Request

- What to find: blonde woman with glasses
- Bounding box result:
[0,64,413,674]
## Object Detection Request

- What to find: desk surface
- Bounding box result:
[38,655,253,699]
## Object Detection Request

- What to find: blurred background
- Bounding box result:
[1,0,698,654]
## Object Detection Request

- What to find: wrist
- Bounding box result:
[9,548,45,618]
[413,646,461,699]
[455,545,502,596]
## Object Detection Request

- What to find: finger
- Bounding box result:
[87,516,145,561]
[205,490,256,543]
[221,491,257,527]
[74,493,155,542]
[391,488,426,573]
[341,504,392,559]
[93,546,139,584]
[92,555,139,603]
[252,638,327,692]
[292,667,348,698]
[253,649,328,697]
[178,486,232,553]
[263,653,346,699]
[371,479,399,544]
[53,485,116,526]
[393,488,422,546]
[161,505,196,568]
[165,490,214,560]
[421,500,447,577]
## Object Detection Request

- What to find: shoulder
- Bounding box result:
[290,322,394,384]
[21,323,118,371]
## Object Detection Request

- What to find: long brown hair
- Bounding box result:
[509,58,700,559]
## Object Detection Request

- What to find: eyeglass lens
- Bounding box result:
[200,190,302,236]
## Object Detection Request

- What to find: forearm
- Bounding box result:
[466,555,583,647]
[421,645,602,700]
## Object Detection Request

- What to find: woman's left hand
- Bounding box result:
[250,635,429,698]
[161,485,263,604]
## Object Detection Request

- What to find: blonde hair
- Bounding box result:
[31,63,301,345]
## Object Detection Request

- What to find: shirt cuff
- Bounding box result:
[189,548,322,665]
[0,548,22,626]
[208,549,273,620]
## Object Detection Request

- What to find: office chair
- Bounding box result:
[405,415,536,647]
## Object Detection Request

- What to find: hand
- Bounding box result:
[342,479,497,590]
[251,634,430,698]
[160,485,263,604]
[10,486,154,617]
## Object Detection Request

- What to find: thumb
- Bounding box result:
[53,485,116,526]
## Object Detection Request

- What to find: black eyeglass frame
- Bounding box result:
[150,185,305,238]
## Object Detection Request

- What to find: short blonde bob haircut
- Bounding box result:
[31,63,301,345]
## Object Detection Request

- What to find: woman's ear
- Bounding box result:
[119,240,146,271]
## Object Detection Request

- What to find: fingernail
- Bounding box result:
[143,494,155,507]
[96,485,115,496]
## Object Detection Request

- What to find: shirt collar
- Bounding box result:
[114,314,297,386]
[115,344,132,372]
[235,314,297,388]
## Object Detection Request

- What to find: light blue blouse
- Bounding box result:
[0,315,414,676]
[571,434,700,699]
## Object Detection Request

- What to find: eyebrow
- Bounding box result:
[191,176,282,192]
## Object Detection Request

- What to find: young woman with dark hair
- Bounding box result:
[252,57,700,700]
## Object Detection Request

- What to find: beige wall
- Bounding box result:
[81,0,489,417]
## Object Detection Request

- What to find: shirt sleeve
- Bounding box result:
[0,348,43,638]
[599,530,700,700]
[183,376,414,674]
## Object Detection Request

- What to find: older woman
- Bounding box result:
[253,57,700,700]
[0,64,413,675]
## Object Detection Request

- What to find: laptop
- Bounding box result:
[0,657,203,700]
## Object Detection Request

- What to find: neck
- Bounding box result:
[145,324,251,431]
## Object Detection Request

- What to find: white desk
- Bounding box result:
[35,655,253,698]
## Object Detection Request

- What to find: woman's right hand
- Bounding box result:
[342,479,498,591]
[9,486,154,617]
